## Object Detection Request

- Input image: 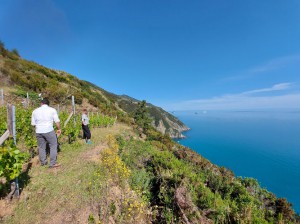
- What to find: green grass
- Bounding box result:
[2,123,298,224]
[3,124,131,224]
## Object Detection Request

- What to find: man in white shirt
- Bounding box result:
[31,98,61,168]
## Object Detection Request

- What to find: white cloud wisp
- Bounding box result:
[167,83,300,111]
[240,82,292,95]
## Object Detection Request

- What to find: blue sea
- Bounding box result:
[175,111,300,213]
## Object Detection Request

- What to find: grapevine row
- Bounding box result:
[0,106,116,191]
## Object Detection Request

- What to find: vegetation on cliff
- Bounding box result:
[0,42,188,137]
[0,43,299,223]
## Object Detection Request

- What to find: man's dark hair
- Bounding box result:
[41,98,50,105]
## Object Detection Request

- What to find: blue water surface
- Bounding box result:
[176,111,300,213]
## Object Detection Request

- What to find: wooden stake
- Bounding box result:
[7,104,13,136]
[64,111,74,128]
[0,130,9,146]
[12,105,16,145]
[6,104,19,197]
[0,89,3,105]
[72,96,76,125]
[26,92,29,107]
[72,95,75,115]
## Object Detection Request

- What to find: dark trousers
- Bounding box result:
[82,124,91,140]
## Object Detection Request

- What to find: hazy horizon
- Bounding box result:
[176,110,300,213]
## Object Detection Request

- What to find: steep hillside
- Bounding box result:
[0,44,188,138]
[1,119,298,223]
[117,95,189,138]
[0,44,299,224]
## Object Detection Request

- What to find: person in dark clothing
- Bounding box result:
[81,109,92,144]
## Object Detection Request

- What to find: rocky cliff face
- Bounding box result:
[117,95,190,138]
[155,118,189,138]
[148,106,189,138]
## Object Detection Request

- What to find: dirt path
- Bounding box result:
[1,123,134,224]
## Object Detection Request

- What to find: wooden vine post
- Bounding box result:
[72,96,75,114]
[0,89,4,106]
[0,104,15,146]
[26,92,29,108]
[9,105,19,197]
[62,96,76,143]
[2,104,20,198]
[7,105,17,145]
[0,130,9,145]
[63,96,76,128]
[72,95,76,125]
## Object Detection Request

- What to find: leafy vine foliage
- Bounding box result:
[0,105,115,194]
[0,144,26,182]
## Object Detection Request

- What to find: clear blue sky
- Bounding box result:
[1,0,300,110]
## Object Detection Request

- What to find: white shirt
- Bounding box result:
[81,113,89,125]
[31,105,60,134]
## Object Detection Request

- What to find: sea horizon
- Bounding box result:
[174,110,300,213]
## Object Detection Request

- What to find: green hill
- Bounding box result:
[0,43,299,224]
[0,43,188,138]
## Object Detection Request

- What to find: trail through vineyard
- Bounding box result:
[0,123,134,224]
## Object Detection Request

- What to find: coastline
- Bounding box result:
[176,110,300,214]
